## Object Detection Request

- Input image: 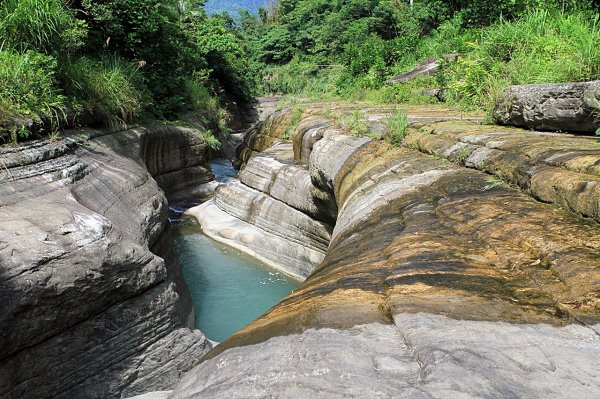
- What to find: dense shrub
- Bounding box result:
[0,50,65,141]
[0,0,257,143]
[60,56,145,124]
[261,59,345,95]
[242,0,599,118]
[0,0,86,54]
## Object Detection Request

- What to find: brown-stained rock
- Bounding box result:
[405,120,600,223]
[173,103,600,399]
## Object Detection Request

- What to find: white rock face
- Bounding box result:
[187,199,324,280]
[170,315,600,399]
[188,136,334,279]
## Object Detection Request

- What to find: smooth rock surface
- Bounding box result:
[494,80,600,132]
[142,125,213,200]
[240,150,331,224]
[0,126,212,398]
[172,316,600,399]
[190,113,335,279]
[406,120,600,223]
[171,103,600,398]
[187,200,324,280]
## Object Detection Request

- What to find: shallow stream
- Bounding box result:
[170,159,300,342]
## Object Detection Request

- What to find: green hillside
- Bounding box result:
[237,0,600,117]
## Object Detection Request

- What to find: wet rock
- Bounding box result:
[493,80,600,133]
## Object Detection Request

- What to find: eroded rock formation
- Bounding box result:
[494,80,600,132]
[179,102,600,398]
[0,125,213,398]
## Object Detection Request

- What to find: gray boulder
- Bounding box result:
[493,80,600,133]
[386,54,459,85]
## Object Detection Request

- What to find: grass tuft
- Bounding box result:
[0,0,86,53]
[386,109,409,146]
[61,56,144,126]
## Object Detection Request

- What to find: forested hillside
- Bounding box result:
[236,0,600,118]
[0,0,253,143]
[1,0,599,143]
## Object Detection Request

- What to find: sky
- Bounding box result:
[204,0,271,18]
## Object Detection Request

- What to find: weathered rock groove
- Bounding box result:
[178,102,600,398]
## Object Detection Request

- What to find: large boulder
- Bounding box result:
[386,54,459,85]
[0,126,212,398]
[493,80,600,133]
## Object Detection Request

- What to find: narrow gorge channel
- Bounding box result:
[170,159,300,343]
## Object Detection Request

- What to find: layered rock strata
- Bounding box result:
[494,80,600,132]
[406,120,600,224]
[189,139,333,279]
[176,103,600,398]
[0,126,212,398]
[142,125,213,201]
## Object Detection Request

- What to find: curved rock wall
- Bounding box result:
[175,103,600,398]
[0,126,212,398]
[142,125,213,201]
[188,109,337,279]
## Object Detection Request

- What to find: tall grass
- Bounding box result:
[0,0,85,53]
[0,50,65,141]
[444,9,600,111]
[386,109,409,146]
[61,56,145,125]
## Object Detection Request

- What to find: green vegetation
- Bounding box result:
[282,101,305,139]
[61,56,145,126]
[339,110,371,137]
[0,0,254,144]
[236,0,600,115]
[202,131,223,150]
[442,9,600,110]
[3,0,600,144]
[453,146,472,164]
[0,0,86,53]
[386,109,409,146]
[0,50,65,142]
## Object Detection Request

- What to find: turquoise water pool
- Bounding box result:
[170,159,300,343]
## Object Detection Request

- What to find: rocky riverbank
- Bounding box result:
[0,125,213,398]
[178,100,600,398]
